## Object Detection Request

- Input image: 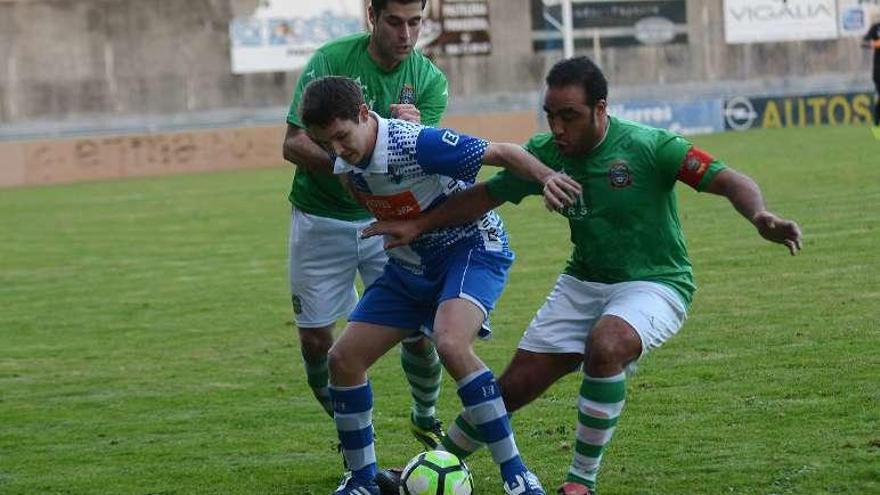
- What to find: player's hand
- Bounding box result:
[542,172,582,211]
[361,219,422,249]
[390,104,421,123]
[752,211,802,255]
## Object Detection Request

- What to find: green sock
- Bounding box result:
[401,342,442,428]
[567,372,626,489]
[441,411,483,458]
[303,356,332,417]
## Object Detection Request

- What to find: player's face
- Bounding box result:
[309,105,373,165]
[369,1,423,65]
[543,84,607,157]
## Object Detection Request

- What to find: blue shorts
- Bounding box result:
[349,247,514,339]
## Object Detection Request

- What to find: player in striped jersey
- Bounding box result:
[299,76,581,495]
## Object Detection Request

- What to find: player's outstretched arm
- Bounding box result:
[282,124,334,175]
[705,168,803,255]
[483,142,582,210]
[361,183,503,249]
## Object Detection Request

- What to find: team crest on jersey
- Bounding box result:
[608,160,632,188]
[398,84,415,104]
[388,163,423,184]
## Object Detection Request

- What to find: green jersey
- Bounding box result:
[486,116,726,307]
[286,32,448,221]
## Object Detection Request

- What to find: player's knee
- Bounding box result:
[587,324,641,368]
[432,333,459,363]
[298,328,333,361]
[327,343,364,379]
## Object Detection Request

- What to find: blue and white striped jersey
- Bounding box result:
[333,113,511,274]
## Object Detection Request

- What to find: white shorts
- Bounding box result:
[518,274,688,358]
[288,207,387,328]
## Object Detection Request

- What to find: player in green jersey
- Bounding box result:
[363,56,802,494]
[281,0,449,452]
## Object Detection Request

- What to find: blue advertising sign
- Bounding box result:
[608,99,724,135]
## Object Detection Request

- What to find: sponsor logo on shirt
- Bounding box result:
[560,191,590,220]
[608,160,633,188]
[441,130,460,146]
[362,191,422,220]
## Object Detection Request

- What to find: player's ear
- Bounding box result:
[594,99,608,118]
[367,5,376,27]
[358,103,370,123]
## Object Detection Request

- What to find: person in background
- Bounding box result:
[281,0,449,456]
[863,11,880,126]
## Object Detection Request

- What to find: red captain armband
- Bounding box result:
[677,147,715,189]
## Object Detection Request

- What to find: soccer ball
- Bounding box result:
[400,450,474,495]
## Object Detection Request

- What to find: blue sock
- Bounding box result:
[456,368,526,481]
[329,382,376,483]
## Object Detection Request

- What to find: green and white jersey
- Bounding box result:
[286,32,449,221]
[486,116,726,307]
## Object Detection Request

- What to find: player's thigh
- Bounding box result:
[601,281,687,359]
[438,248,514,339]
[289,208,360,328]
[432,298,485,356]
[330,321,408,376]
[517,274,606,355]
[349,262,432,339]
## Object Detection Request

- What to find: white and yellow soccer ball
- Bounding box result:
[399,450,473,495]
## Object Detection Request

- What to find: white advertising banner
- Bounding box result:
[838,0,880,38]
[230,0,365,74]
[723,0,838,44]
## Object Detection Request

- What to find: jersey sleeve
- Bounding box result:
[484,141,546,204]
[286,51,332,127]
[655,133,726,192]
[414,127,488,181]
[418,69,448,127]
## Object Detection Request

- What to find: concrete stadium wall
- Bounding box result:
[1,0,875,126]
[0,0,876,187]
[0,112,538,188]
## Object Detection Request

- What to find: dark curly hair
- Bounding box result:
[546,56,608,106]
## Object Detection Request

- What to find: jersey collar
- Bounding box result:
[333,111,389,175]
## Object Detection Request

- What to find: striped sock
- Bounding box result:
[457,369,524,481]
[401,343,442,428]
[441,410,484,459]
[329,382,376,483]
[303,357,333,417]
[567,372,626,488]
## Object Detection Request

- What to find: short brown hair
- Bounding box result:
[300,77,365,129]
[371,0,426,16]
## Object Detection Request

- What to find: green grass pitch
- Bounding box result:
[1,125,878,494]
